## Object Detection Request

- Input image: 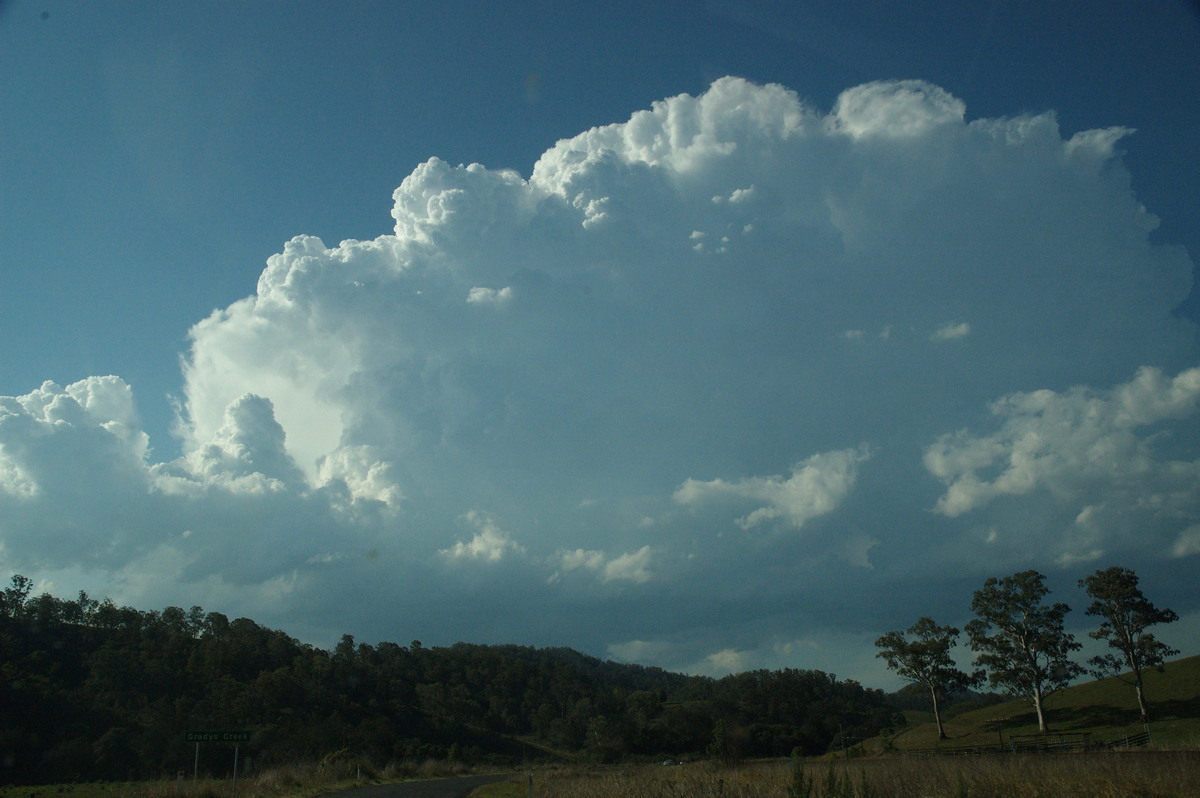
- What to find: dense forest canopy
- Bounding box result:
[0,576,899,783]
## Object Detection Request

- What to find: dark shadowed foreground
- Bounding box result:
[525,754,1200,798]
[321,774,513,798]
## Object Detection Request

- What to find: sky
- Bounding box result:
[1,0,1199,688]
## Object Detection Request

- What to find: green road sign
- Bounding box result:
[186,730,250,743]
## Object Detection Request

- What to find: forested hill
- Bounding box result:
[0,576,899,783]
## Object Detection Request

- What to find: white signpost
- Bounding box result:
[185,730,250,788]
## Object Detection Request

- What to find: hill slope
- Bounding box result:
[877,654,1200,751]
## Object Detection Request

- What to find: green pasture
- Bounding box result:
[877,653,1200,751]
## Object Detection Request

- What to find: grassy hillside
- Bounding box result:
[876,654,1200,752]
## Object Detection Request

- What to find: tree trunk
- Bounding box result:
[930,686,947,740]
[1134,677,1150,724]
[1033,689,1048,733]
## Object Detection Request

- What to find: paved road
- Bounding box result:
[321,774,516,798]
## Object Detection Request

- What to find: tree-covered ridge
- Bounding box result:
[0,577,898,783]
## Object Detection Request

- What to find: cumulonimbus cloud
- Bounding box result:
[1,77,1196,677]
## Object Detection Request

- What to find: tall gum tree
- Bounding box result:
[966,570,1082,734]
[875,617,975,740]
[1079,566,1179,724]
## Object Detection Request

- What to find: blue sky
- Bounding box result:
[1,0,1198,686]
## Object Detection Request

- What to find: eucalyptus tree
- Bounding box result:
[966,570,1082,733]
[0,573,33,617]
[1080,566,1179,723]
[875,617,975,740]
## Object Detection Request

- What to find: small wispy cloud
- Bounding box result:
[440,511,524,562]
[931,321,970,341]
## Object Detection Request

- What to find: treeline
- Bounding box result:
[0,576,899,783]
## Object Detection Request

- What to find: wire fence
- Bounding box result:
[904,730,1151,756]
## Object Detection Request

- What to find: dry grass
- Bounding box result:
[469,780,529,798]
[0,758,483,798]
[523,752,1200,798]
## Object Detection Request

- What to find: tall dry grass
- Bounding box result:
[109,756,475,798]
[529,752,1200,798]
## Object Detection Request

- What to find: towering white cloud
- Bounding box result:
[175,394,306,493]
[1,77,1196,680]
[0,378,152,565]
